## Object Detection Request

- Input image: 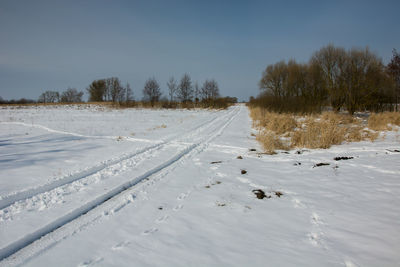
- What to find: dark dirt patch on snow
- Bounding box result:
[334,156,354,161]
[252,189,270,199]
[313,163,330,168]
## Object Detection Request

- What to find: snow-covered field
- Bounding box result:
[0,104,399,267]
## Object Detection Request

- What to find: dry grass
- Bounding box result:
[368,112,400,131]
[291,119,347,149]
[256,131,289,154]
[250,107,396,153]
[251,107,296,134]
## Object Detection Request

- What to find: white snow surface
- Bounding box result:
[0,104,399,267]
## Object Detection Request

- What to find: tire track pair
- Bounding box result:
[0,106,240,263]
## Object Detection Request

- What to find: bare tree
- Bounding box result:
[305,60,328,111]
[201,79,220,101]
[167,76,177,103]
[177,73,193,103]
[105,77,125,102]
[143,77,161,107]
[311,44,347,111]
[194,81,200,104]
[388,49,400,111]
[259,60,288,98]
[60,88,84,103]
[342,47,391,114]
[125,82,134,103]
[38,91,59,103]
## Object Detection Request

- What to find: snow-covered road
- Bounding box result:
[1,104,399,266]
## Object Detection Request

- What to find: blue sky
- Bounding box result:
[0,0,399,101]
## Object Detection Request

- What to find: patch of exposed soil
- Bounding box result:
[313,163,330,168]
[252,189,270,199]
[334,156,354,161]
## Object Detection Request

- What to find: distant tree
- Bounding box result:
[177,73,193,103]
[259,60,288,98]
[341,48,385,114]
[201,79,220,101]
[38,91,60,103]
[387,49,400,111]
[167,76,177,103]
[310,44,347,111]
[224,96,238,103]
[194,81,200,104]
[305,60,328,111]
[87,79,106,102]
[143,77,162,106]
[60,88,84,103]
[105,77,125,102]
[125,82,134,103]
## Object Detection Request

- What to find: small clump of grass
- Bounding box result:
[256,130,289,154]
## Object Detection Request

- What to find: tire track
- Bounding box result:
[0,109,229,210]
[0,106,240,263]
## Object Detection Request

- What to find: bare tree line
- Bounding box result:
[6,73,234,108]
[253,45,400,114]
[38,88,84,103]
[142,73,232,108]
[87,77,133,103]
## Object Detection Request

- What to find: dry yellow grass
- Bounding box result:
[250,107,395,154]
[291,119,346,149]
[256,130,289,154]
[250,107,296,134]
[368,112,400,131]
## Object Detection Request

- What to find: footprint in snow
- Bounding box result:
[77,257,104,267]
[311,212,323,225]
[177,192,189,200]
[173,204,184,211]
[308,232,323,247]
[142,228,158,235]
[292,198,305,208]
[156,215,169,223]
[111,241,130,250]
